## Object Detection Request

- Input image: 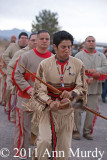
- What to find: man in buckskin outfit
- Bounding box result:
[31,30,87,160]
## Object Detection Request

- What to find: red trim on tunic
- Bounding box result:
[33,48,52,58]
[24,73,36,82]
[12,57,21,88]
[12,50,51,99]
[48,86,74,92]
[18,86,31,99]
[56,59,68,66]
[56,58,68,75]
[48,86,74,100]
[12,57,36,98]
[25,86,32,92]
[18,91,30,99]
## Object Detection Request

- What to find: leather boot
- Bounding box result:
[72,131,81,140]
[83,133,93,140]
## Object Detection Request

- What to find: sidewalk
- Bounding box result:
[0,99,107,160]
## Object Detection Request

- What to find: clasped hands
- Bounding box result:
[87,69,100,84]
[47,90,72,111]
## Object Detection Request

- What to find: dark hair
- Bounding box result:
[53,30,74,47]
[18,32,28,39]
[85,36,95,42]
[37,29,49,35]
[29,32,37,40]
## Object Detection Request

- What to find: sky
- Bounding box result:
[0,0,107,43]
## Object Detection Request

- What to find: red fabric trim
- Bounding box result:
[12,57,21,90]
[3,79,7,102]
[24,73,36,82]
[56,58,68,66]
[12,108,32,156]
[0,68,6,76]
[61,65,64,74]
[25,86,32,92]
[48,86,74,93]
[12,50,51,99]
[84,49,97,54]
[99,74,107,81]
[33,48,52,58]
[50,112,56,158]
[3,80,7,113]
[90,106,99,135]
[48,92,60,99]
[12,57,35,98]
[48,87,74,100]
[18,91,30,99]
[15,108,24,156]
[17,108,22,150]
[8,94,12,121]
[85,72,107,81]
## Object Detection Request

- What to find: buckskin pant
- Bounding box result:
[36,108,74,160]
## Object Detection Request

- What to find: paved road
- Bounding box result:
[0,99,107,160]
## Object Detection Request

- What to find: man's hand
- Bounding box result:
[50,101,60,111]
[60,90,71,99]
[87,77,94,84]
[59,98,70,109]
[87,69,97,74]
[27,87,34,95]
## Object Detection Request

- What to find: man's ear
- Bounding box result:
[53,44,57,52]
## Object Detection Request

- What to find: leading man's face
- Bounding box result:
[53,40,72,61]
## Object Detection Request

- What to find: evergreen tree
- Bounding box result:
[31,9,60,41]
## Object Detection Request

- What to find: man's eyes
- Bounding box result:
[40,38,49,40]
[61,46,71,49]
[88,40,95,42]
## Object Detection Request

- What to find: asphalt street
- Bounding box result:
[0,98,107,160]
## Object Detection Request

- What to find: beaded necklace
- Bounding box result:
[55,55,69,87]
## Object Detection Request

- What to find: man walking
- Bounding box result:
[13,30,52,159]
[31,30,87,160]
[73,36,107,140]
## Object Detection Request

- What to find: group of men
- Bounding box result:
[0,30,107,160]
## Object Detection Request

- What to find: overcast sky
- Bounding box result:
[0,0,107,43]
